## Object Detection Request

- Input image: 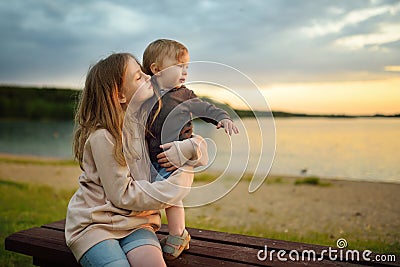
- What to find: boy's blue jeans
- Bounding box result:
[152,162,172,182]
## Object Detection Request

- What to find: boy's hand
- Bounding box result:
[217,119,239,136]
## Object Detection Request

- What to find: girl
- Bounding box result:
[65,53,207,267]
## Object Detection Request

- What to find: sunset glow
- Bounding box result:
[262,78,400,115]
[385,66,400,72]
[192,78,400,116]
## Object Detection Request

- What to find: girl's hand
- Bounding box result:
[157,135,208,172]
[157,142,179,172]
[217,119,239,135]
[157,138,198,172]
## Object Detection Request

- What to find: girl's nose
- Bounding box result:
[144,73,151,81]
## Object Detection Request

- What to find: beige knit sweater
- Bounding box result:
[65,129,207,261]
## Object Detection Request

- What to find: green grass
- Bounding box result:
[294,176,332,187]
[0,156,77,166]
[193,172,217,182]
[194,173,287,184]
[0,179,74,267]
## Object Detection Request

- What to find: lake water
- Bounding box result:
[0,118,399,183]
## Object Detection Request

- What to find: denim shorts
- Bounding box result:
[79,228,161,267]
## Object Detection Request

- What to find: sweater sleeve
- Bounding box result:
[172,134,209,168]
[187,89,231,125]
[89,130,194,211]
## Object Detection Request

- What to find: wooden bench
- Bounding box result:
[5,220,399,267]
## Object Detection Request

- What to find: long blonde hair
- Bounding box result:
[73,53,135,169]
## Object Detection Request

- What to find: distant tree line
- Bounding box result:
[0,86,80,120]
[1,85,398,120]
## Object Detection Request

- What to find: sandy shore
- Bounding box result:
[1,154,399,247]
[185,178,399,245]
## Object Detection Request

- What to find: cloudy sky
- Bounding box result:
[1,0,399,115]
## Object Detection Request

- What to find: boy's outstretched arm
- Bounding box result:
[217,118,239,136]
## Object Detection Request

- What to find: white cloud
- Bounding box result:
[335,24,400,50]
[327,6,345,16]
[92,2,148,35]
[301,3,400,38]
[18,1,147,38]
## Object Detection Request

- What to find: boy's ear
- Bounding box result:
[150,63,160,75]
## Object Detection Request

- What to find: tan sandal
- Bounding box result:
[161,229,191,260]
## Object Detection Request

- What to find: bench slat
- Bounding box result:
[42,220,351,255]
[43,220,397,266]
[5,227,79,267]
[7,220,399,267]
[181,238,374,267]
[40,221,344,266]
[164,254,253,267]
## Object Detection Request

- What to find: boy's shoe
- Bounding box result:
[161,229,191,260]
